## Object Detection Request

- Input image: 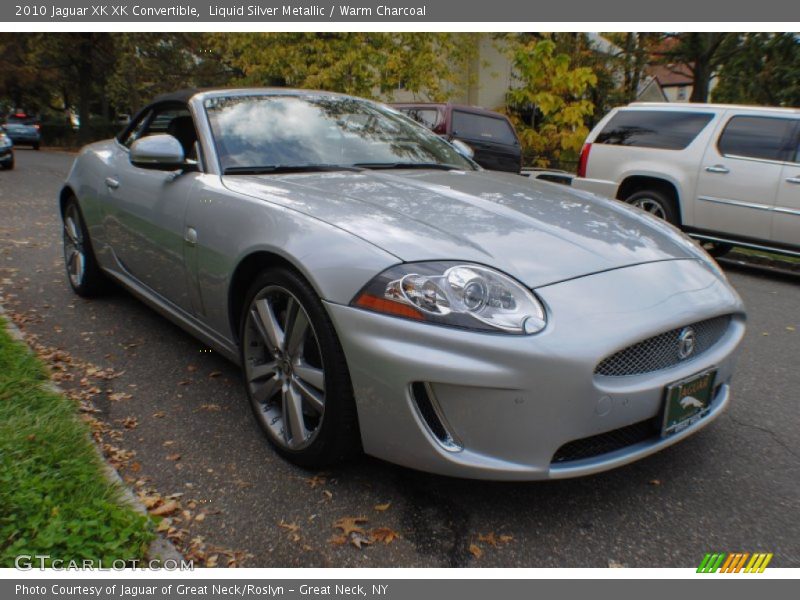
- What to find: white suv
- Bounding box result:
[573,103,800,257]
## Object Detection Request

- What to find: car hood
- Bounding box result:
[223,169,699,289]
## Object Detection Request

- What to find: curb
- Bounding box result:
[0,300,184,564]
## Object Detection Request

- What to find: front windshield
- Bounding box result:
[204,94,475,172]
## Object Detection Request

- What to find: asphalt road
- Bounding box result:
[2,149,799,568]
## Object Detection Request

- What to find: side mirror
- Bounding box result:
[451,138,475,160]
[130,134,185,170]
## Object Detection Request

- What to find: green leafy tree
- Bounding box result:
[713,33,800,107]
[505,36,598,167]
[206,33,476,100]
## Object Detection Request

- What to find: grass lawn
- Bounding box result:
[0,317,153,567]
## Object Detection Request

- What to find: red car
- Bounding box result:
[391,102,522,173]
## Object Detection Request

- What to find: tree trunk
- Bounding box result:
[690,61,712,102]
[76,34,94,144]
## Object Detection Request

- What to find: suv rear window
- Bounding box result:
[595,110,713,150]
[717,115,798,162]
[451,111,517,145]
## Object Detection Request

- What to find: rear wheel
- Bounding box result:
[1,157,11,170]
[62,198,109,297]
[240,267,360,468]
[625,189,679,225]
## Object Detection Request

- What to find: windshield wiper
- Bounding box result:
[353,162,464,171]
[223,164,360,175]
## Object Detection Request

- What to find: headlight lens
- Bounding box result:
[352,262,546,334]
[0,133,10,148]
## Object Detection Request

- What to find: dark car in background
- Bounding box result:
[391,102,522,173]
[0,129,13,169]
[3,113,41,150]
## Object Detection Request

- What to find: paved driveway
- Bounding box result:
[1,149,798,567]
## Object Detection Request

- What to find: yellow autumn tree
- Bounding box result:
[505,36,598,168]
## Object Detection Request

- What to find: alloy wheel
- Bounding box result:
[630,197,667,220]
[63,204,86,289]
[243,285,326,450]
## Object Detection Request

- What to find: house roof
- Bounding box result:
[647,64,693,87]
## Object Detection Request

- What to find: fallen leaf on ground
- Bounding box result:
[306,475,326,488]
[370,527,400,544]
[209,371,222,378]
[121,416,138,429]
[166,454,182,461]
[374,502,391,511]
[469,544,483,559]
[278,521,300,533]
[333,516,368,536]
[349,532,372,549]
[150,500,180,516]
[152,411,166,418]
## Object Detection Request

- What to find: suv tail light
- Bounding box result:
[577,142,592,178]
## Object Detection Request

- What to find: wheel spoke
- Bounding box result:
[293,362,325,392]
[292,375,325,414]
[283,384,308,447]
[284,306,309,358]
[249,360,277,381]
[65,216,81,246]
[254,298,284,350]
[251,373,281,405]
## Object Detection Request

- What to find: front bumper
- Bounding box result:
[326,259,745,480]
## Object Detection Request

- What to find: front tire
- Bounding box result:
[62,198,109,297]
[625,189,679,225]
[240,267,360,468]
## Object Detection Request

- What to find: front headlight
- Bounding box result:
[0,134,10,148]
[352,262,546,334]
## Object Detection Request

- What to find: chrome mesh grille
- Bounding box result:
[551,418,660,463]
[595,315,731,377]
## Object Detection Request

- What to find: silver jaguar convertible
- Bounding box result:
[60,88,746,480]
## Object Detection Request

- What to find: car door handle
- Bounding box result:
[184,227,198,246]
[705,165,730,174]
[786,176,800,184]
[104,177,120,190]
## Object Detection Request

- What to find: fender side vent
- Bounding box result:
[411,382,462,452]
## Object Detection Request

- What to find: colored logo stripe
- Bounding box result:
[698,552,773,573]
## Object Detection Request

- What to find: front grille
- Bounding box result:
[595,315,731,377]
[551,417,660,463]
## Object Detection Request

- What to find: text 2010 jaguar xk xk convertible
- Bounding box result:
[60,88,745,479]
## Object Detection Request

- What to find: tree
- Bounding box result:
[655,33,740,102]
[713,33,800,107]
[504,36,598,167]
[24,33,115,140]
[205,33,476,100]
[106,34,205,114]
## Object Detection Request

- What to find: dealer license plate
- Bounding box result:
[661,368,716,437]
